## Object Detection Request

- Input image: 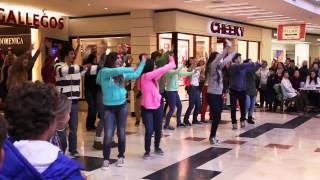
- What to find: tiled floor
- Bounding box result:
[73,109,320,180]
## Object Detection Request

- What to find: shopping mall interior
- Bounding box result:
[0,0,320,179]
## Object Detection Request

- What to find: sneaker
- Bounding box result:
[116,157,125,167]
[184,121,192,126]
[143,152,151,160]
[247,117,255,124]
[92,141,103,150]
[101,160,110,170]
[135,121,140,127]
[192,121,201,125]
[232,123,237,130]
[164,125,175,130]
[209,137,221,145]
[70,151,80,158]
[154,148,164,156]
[177,123,186,128]
[241,121,246,128]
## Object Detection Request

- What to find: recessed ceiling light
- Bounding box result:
[87,3,91,6]
[236,12,273,16]
[207,3,249,8]
[247,15,284,19]
[104,7,108,10]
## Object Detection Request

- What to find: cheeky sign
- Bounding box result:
[210,22,244,37]
[0,8,64,29]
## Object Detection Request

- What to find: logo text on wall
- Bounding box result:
[0,8,64,29]
[0,37,24,45]
[210,22,244,37]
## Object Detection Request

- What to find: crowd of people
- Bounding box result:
[0,37,319,178]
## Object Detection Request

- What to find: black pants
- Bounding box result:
[85,86,98,129]
[142,106,163,153]
[259,88,267,107]
[266,92,276,111]
[229,89,246,124]
[207,93,223,138]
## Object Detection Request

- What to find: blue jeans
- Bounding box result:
[207,94,223,138]
[246,95,256,118]
[142,106,163,153]
[85,86,97,129]
[69,101,79,154]
[95,90,104,137]
[184,86,201,123]
[103,103,128,160]
[165,91,182,126]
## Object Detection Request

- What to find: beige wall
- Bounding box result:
[69,15,130,36]
[40,16,70,41]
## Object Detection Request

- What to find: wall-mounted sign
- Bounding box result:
[210,22,244,37]
[277,24,306,41]
[0,37,24,45]
[0,8,64,29]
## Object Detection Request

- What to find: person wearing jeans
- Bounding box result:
[139,54,175,159]
[164,65,193,129]
[97,52,146,170]
[205,41,234,144]
[229,54,261,130]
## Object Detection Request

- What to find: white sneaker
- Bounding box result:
[210,137,221,145]
[116,158,125,167]
[101,160,110,170]
[241,121,246,128]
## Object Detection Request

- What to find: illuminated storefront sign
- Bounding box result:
[0,37,24,45]
[210,22,244,37]
[277,24,306,40]
[0,8,64,29]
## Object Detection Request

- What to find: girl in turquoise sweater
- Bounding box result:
[164,64,193,130]
[96,52,146,170]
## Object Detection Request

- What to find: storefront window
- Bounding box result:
[248,41,259,60]
[177,33,193,63]
[159,33,172,52]
[238,40,247,60]
[196,36,209,59]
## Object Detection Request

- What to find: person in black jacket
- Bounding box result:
[299,60,309,82]
[266,68,276,111]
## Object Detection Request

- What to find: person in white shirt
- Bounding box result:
[256,60,269,108]
[305,70,320,108]
[281,71,305,112]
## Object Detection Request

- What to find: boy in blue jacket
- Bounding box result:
[0,81,84,180]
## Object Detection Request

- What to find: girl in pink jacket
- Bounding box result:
[138,55,176,159]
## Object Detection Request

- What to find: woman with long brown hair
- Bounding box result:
[6,42,43,90]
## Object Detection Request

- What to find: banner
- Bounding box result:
[277,24,306,40]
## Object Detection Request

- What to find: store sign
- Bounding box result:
[0,8,64,29]
[210,22,244,37]
[0,37,24,45]
[277,24,305,40]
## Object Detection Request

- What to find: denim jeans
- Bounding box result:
[246,95,256,118]
[95,90,104,137]
[207,94,223,138]
[165,91,182,126]
[103,103,128,160]
[229,89,246,124]
[69,101,79,154]
[85,86,97,129]
[142,106,163,153]
[184,86,201,123]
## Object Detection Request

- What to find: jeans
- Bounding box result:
[246,95,256,118]
[184,86,201,123]
[103,103,128,160]
[207,94,223,138]
[85,86,97,129]
[165,91,182,126]
[69,101,79,154]
[57,129,67,153]
[142,106,163,153]
[96,90,104,137]
[201,85,213,121]
[229,89,246,124]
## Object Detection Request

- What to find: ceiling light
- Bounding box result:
[184,0,193,2]
[207,3,249,8]
[87,3,91,6]
[104,7,108,10]
[236,12,273,16]
[226,9,266,14]
[247,15,284,19]
[212,6,257,11]
[250,17,292,20]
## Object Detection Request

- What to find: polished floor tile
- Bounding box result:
[73,105,320,180]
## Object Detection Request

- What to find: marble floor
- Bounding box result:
[74,106,320,180]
